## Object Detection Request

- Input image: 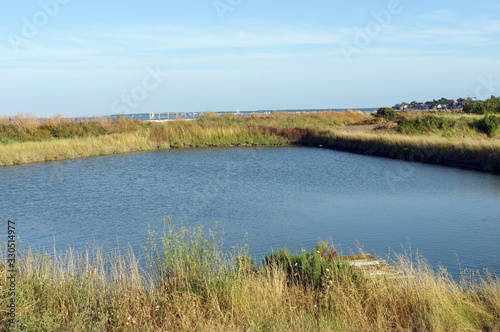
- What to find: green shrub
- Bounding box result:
[373,107,398,121]
[263,240,363,289]
[463,96,500,114]
[396,115,455,134]
[0,117,141,144]
[479,114,499,137]
[0,124,27,143]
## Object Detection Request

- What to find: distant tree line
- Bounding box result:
[463,96,500,114]
[392,97,472,111]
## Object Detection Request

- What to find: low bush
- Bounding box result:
[396,115,456,134]
[263,240,364,290]
[479,114,499,137]
[373,107,398,121]
[463,96,500,114]
[0,116,142,144]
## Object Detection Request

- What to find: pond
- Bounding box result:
[1,146,499,277]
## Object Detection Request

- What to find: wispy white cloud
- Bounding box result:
[77,25,344,50]
[418,9,457,21]
[3,20,498,73]
[485,20,500,32]
[67,36,91,45]
[1,24,345,63]
[1,13,500,117]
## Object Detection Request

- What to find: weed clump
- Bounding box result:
[263,241,363,290]
[373,107,398,121]
[479,114,499,137]
[396,115,456,134]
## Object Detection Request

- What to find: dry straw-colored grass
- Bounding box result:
[1,223,499,331]
[314,110,369,123]
[1,111,499,173]
[264,110,369,124]
[0,132,152,165]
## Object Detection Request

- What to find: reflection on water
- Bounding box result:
[1,146,499,277]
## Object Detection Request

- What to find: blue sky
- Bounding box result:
[1,0,500,117]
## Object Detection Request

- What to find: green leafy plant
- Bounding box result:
[263,240,363,289]
[463,96,500,114]
[479,114,499,137]
[396,115,456,134]
[144,218,239,295]
[373,107,398,121]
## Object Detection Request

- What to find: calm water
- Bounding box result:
[1,147,499,277]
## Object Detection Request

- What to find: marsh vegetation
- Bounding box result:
[1,221,499,331]
[1,108,499,173]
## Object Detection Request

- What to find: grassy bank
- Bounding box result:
[300,130,500,173]
[0,111,367,166]
[1,221,499,331]
[1,111,499,174]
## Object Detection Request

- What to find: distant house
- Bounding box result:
[416,103,428,110]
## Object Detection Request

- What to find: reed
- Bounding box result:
[307,130,500,173]
[0,132,151,165]
[0,115,143,144]
[1,221,499,331]
[1,111,499,174]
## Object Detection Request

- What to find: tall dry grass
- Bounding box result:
[1,111,499,173]
[1,221,499,331]
[264,110,369,125]
[313,110,369,123]
[300,129,500,173]
[0,132,152,165]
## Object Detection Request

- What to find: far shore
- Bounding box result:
[1,110,499,174]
